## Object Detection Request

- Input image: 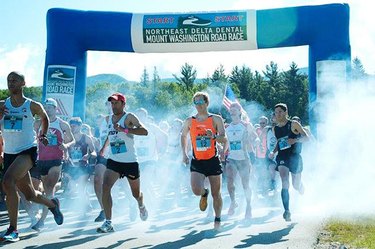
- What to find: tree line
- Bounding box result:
[0,57,367,128]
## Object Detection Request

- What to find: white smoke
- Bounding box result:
[298,70,375,216]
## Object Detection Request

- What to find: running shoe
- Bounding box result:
[283,210,291,221]
[94,210,105,222]
[49,198,64,225]
[31,220,45,232]
[97,221,114,233]
[2,226,19,242]
[227,202,238,216]
[214,217,221,231]
[199,188,209,211]
[139,205,148,221]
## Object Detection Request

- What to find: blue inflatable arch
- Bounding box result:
[43,3,350,130]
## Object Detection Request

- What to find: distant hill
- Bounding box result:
[87,74,128,86]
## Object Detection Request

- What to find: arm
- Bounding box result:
[60,120,75,150]
[0,133,3,164]
[289,121,309,145]
[115,113,148,136]
[31,101,49,146]
[181,118,191,164]
[211,115,227,144]
[84,134,97,160]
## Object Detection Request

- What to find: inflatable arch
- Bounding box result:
[43,3,350,132]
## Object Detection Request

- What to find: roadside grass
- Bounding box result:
[320,216,375,248]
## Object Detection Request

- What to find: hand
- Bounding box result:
[0,106,8,119]
[39,135,49,146]
[205,129,214,138]
[99,148,105,157]
[182,154,190,165]
[268,152,275,160]
[114,123,123,132]
[287,138,298,145]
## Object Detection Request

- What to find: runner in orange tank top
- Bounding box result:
[181,92,227,231]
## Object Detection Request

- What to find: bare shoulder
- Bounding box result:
[211,114,224,122]
[58,118,70,129]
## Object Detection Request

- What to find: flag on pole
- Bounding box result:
[222,84,249,122]
[223,84,242,111]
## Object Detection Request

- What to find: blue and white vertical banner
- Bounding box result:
[131,10,257,53]
[45,65,76,120]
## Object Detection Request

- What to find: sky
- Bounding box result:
[0,0,374,89]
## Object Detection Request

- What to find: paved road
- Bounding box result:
[0,186,322,249]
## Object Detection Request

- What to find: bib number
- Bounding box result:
[110,140,127,154]
[4,115,23,132]
[230,140,242,150]
[47,133,58,146]
[196,136,211,151]
[279,136,291,151]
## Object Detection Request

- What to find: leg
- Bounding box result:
[269,162,277,190]
[102,169,119,220]
[3,155,54,229]
[225,162,237,215]
[94,163,106,210]
[127,177,142,205]
[190,171,206,196]
[39,166,61,222]
[278,165,291,221]
[291,173,304,194]
[238,160,252,218]
[208,175,222,220]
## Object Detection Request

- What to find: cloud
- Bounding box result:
[0,44,44,89]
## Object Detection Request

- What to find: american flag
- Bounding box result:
[223,84,241,111]
[222,84,249,121]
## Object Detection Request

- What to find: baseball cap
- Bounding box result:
[107,93,126,102]
[44,98,57,107]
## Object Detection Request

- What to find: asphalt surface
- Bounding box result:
[0,183,323,249]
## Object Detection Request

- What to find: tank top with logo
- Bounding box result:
[226,122,248,161]
[190,115,217,160]
[1,97,37,154]
[38,117,64,160]
[274,120,299,157]
[107,113,137,163]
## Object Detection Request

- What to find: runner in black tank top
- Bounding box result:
[269,103,309,222]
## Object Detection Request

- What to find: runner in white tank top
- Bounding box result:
[96,93,149,233]
[0,72,64,242]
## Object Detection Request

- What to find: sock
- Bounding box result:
[281,189,290,211]
[105,220,112,224]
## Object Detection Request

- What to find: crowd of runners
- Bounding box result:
[0,71,310,242]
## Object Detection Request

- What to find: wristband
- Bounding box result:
[213,135,217,139]
[124,128,129,134]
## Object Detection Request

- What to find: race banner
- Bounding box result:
[45,65,76,120]
[131,10,257,52]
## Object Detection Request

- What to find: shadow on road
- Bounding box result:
[234,222,297,248]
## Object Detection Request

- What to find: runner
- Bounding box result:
[31,98,74,231]
[225,102,254,219]
[181,92,227,230]
[0,72,63,242]
[97,93,149,233]
[269,103,309,221]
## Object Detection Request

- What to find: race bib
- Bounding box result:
[230,140,242,150]
[279,136,291,151]
[4,115,23,132]
[47,133,58,146]
[196,136,211,151]
[110,140,127,154]
[71,149,83,163]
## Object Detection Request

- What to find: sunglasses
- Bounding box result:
[193,99,205,106]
